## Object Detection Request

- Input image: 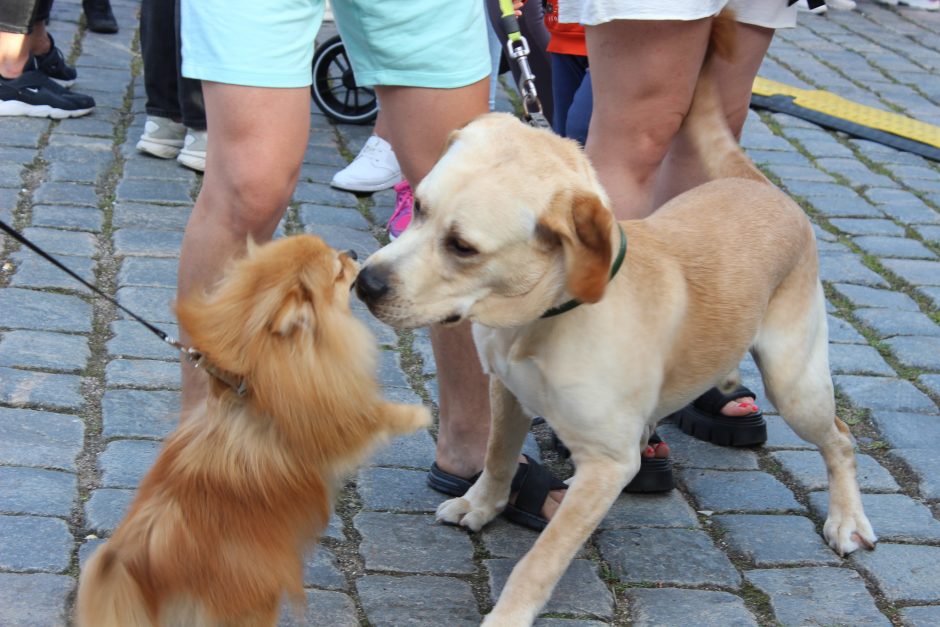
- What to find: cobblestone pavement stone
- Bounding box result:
[1,1,939,625]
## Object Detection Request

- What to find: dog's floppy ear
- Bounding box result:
[539,190,614,303]
[439,128,461,160]
[270,285,316,336]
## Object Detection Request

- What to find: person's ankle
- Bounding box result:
[434,442,485,480]
[29,33,52,57]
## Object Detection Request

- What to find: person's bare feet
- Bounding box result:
[721,396,760,416]
[644,438,670,459]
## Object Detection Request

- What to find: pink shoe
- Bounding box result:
[387,180,413,240]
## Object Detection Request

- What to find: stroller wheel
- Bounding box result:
[310,34,379,125]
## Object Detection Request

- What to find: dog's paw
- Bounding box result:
[482,611,530,627]
[379,402,433,435]
[436,496,498,532]
[824,512,877,556]
[412,406,432,430]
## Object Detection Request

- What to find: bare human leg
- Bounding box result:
[654,22,775,203]
[653,22,776,418]
[27,20,50,56]
[373,81,491,480]
[0,31,29,78]
[375,80,564,519]
[584,17,713,221]
[177,82,311,414]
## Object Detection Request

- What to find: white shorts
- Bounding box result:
[728,0,798,29]
[559,0,797,29]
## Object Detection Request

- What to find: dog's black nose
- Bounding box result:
[355,265,390,304]
[345,249,358,261]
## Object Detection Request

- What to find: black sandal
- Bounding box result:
[427,454,567,531]
[674,385,767,446]
[550,430,674,493]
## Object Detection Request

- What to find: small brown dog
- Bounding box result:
[76,235,430,626]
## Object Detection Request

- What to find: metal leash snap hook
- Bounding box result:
[505,35,550,129]
[185,347,204,367]
[523,92,551,129]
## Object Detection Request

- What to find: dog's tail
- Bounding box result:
[76,544,155,627]
[681,10,770,184]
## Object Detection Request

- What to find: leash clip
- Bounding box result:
[506,36,543,115]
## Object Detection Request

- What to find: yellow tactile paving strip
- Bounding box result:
[753,77,940,150]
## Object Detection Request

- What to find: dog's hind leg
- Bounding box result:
[484,428,644,626]
[436,378,531,532]
[753,283,876,556]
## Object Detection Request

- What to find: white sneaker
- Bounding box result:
[828,0,857,9]
[177,130,207,172]
[330,135,402,193]
[136,116,185,159]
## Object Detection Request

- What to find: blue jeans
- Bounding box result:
[550,52,591,146]
[140,0,205,129]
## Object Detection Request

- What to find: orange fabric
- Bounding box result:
[544,3,586,56]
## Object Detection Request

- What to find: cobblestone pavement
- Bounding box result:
[1,1,940,625]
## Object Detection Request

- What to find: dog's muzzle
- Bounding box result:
[355,264,390,307]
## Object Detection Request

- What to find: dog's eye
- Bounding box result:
[413,199,422,215]
[446,236,478,257]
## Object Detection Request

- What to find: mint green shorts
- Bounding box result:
[180,0,490,89]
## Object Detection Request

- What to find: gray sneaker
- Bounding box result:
[177,130,207,172]
[136,116,185,159]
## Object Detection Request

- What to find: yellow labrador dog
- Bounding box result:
[355,21,876,626]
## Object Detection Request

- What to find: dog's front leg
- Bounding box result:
[819,417,877,555]
[483,452,641,627]
[375,402,432,436]
[436,377,529,531]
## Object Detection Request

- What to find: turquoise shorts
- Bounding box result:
[180,0,491,89]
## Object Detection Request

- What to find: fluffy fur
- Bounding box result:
[355,13,875,626]
[76,235,430,626]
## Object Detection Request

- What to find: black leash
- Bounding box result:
[1,218,177,345]
[0,218,247,395]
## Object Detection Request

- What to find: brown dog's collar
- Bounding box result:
[185,348,248,397]
[540,224,627,319]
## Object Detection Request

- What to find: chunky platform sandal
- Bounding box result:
[674,385,767,446]
[550,430,674,493]
[427,454,567,532]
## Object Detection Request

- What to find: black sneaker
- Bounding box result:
[83,0,119,34]
[31,36,77,88]
[0,70,95,118]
